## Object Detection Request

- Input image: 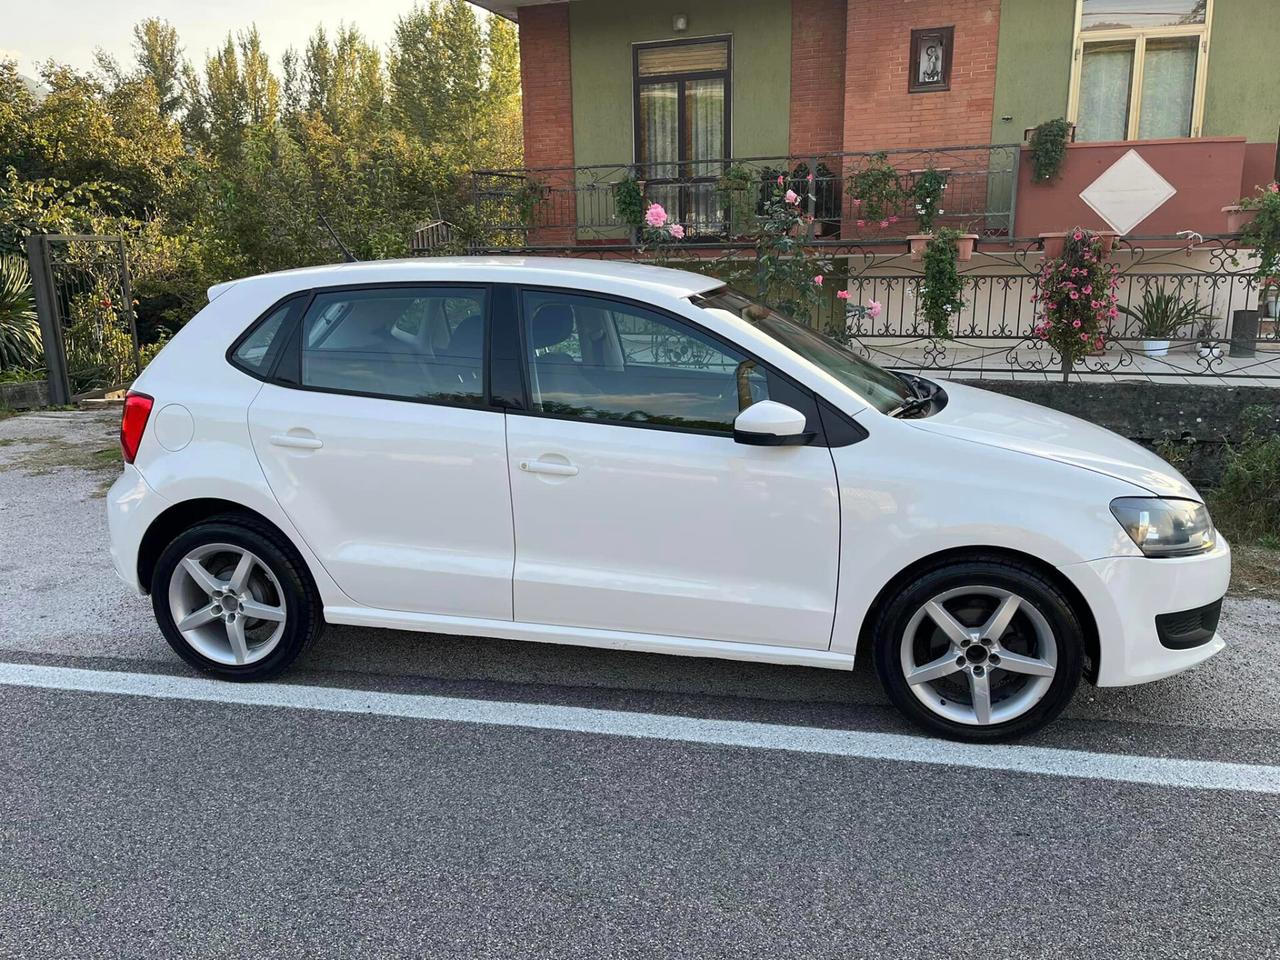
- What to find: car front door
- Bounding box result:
[503,287,841,650]
[246,284,514,620]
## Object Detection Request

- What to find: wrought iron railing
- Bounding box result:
[470,143,1022,250]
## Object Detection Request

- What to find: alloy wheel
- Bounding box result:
[899,585,1058,726]
[167,542,288,666]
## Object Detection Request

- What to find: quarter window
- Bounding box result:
[231,299,296,376]
[520,290,767,434]
[298,287,486,405]
[1070,0,1212,141]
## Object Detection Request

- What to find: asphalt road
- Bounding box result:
[2,411,1280,958]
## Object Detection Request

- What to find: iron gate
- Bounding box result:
[25,234,141,404]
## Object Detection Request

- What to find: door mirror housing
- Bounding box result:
[733,401,815,446]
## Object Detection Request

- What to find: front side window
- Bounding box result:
[298,287,486,405]
[521,289,766,433]
[1071,0,1211,141]
[693,288,912,415]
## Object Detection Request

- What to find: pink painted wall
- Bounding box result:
[1014,137,1249,239]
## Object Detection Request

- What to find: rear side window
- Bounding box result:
[298,287,486,405]
[231,300,294,375]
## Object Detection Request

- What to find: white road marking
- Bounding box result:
[3,661,1279,794]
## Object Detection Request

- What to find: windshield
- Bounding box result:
[692,288,911,414]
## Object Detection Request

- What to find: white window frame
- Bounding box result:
[1067,0,1214,140]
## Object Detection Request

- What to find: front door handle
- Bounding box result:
[519,458,578,477]
[270,433,323,450]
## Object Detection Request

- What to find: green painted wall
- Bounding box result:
[568,0,793,168]
[989,0,1075,145]
[1203,0,1280,142]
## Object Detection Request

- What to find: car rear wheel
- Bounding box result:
[872,558,1083,741]
[152,516,322,680]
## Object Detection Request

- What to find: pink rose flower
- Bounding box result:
[1073,231,1084,241]
[867,299,883,319]
[669,223,685,239]
[644,203,668,228]
[878,220,889,229]
[777,174,785,186]
[1072,319,1081,328]
[855,219,866,227]
[812,274,824,286]
[1070,291,1079,300]
[836,290,850,301]
[785,189,800,205]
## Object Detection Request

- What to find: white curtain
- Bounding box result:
[1078,41,1134,142]
[639,82,679,181]
[1139,37,1197,139]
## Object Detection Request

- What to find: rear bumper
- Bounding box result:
[106,464,171,595]
[1060,539,1231,687]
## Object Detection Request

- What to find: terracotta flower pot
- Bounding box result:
[908,233,979,262]
[1040,230,1118,259]
[1223,204,1259,234]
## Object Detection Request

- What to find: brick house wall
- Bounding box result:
[789,0,848,157]
[842,0,1000,152]
[517,2,576,243]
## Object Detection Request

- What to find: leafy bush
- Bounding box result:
[1209,406,1280,545]
[919,228,964,337]
[909,166,947,233]
[613,177,645,229]
[1239,181,1280,289]
[1028,118,1071,184]
[0,254,42,371]
[847,152,903,224]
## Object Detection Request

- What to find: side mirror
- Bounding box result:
[733,401,814,446]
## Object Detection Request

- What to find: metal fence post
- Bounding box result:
[25,235,71,406]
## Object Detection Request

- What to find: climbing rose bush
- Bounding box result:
[641,203,685,243]
[1031,228,1119,362]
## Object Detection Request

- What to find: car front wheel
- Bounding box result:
[152,516,322,681]
[873,558,1083,741]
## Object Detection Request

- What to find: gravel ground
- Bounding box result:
[2,409,1278,732]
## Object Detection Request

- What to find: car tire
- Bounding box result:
[872,556,1083,742]
[151,514,323,681]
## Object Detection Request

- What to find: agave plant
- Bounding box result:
[1119,288,1215,341]
[0,255,43,371]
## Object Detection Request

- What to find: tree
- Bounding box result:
[133,19,184,117]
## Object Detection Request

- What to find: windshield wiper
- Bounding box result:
[888,375,940,418]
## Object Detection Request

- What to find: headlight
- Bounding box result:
[1109,497,1215,557]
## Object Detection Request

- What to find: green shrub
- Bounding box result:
[0,255,43,371]
[1028,118,1071,184]
[920,228,964,337]
[1208,406,1280,545]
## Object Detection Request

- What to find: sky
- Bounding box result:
[2,0,494,80]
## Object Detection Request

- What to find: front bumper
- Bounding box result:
[1060,538,1231,687]
[106,464,171,595]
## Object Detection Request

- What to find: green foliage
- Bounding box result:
[1033,228,1118,371]
[1118,287,1214,340]
[1239,182,1280,288]
[847,152,903,223]
[1209,405,1280,545]
[1028,118,1071,184]
[613,177,645,230]
[714,164,756,238]
[919,228,964,337]
[909,166,947,233]
[746,177,831,321]
[0,255,42,370]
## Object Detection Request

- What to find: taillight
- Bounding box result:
[120,392,154,464]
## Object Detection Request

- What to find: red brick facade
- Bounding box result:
[789,0,848,157]
[518,3,576,243]
[842,0,1001,152]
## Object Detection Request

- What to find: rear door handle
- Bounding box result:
[519,458,578,477]
[270,433,324,450]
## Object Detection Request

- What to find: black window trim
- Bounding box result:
[224,281,501,414]
[508,283,863,447]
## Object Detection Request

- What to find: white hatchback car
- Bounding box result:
[108,257,1230,740]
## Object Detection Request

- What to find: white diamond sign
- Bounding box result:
[1078,149,1176,235]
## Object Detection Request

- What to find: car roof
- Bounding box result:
[207,256,726,303]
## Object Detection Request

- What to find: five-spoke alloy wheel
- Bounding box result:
[152,516,322,680]
[874,558,1082,741]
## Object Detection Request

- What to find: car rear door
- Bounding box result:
[245,283,514,620]
[501,286,841,650]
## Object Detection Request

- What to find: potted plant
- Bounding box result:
[1026,118,1074,184]
[906,166,980,262]
[1040,227,1118,259]
[919,228,966,337]
[1118,288,1214,358]
[1262,275,1280,319]
[1030,228,1120,381]
[1196,318,1223,361]
[847,152,903,232]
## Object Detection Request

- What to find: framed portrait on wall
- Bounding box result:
[909,26,954,93]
